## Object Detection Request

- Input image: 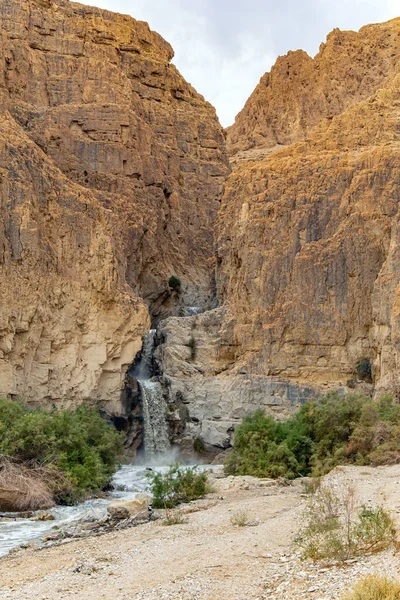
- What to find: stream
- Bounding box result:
[0,463,216,558]
[0,464,157,558]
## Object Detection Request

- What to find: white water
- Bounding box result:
[132,328,156,381]
[0,463,219,558]
[0,464,153,558]
[133,328,171,458]
[139,381,170,457]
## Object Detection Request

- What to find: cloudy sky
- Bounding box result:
[79,0,399,127]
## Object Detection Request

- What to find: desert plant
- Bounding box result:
[163,507,187,526]
[230,510,249,527]
[342,574,400,600]
[0,399,124,504]
[168,275,181,291]
[186,335,197,360]
[225,393,400,480]
[297,482,395,564]
[147,464,209,508]
[193,436,205,454]
[356,358,373,383]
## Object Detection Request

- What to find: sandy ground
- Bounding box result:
[1,466,400,600]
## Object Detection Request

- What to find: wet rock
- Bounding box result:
[107,494,152,520]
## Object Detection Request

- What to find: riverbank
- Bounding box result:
[1,465,400,599]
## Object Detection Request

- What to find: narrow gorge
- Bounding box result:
[1,0,400,462]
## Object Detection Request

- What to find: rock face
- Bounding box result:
[153,17,400,451]
[0,0,228,413]
[156,309,316,450]
[227,20,400,155]
[219,17,400,397]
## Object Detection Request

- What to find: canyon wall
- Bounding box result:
[157,18,400,451]
[219,18,400,397]
[0,0,228,413]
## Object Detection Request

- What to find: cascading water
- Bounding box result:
[132,329,171,458]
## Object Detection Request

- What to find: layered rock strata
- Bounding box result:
[219,18,400,397]
[155,18,400,451]
[0,0,228,413]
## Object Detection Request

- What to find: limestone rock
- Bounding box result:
[0,0,228,411]
[219,17,400,397]
[227,19,400,155]
[107,493,152,519]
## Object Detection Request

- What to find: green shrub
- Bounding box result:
[147,464,209,508]
[186,335,197,360]
[356,358,373,382]
[297,482,395,564]
[193,436,205,454]
[168,275,181,290]
[342,574,400,600]
[225,393,400,480]
[0,399,124,504]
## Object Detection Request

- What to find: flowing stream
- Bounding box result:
[0,465,155,558]
[0,463,218,558]
[132,328,171,458]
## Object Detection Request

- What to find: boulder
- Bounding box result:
[107,493,152,520]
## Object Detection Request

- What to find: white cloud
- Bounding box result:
[78,0,399,126]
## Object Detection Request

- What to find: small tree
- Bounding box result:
[168,275,181,291]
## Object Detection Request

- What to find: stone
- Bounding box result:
[107,493,152,520]
[0,0,229,418]
[31,511,55,521]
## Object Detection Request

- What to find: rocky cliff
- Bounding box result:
[0,0,228,413]
[220,17,400,396]
[156,18,400,452]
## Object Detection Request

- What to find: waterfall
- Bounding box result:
[139,380,170,457]
[133,329,170,458]
[133,328,156,380]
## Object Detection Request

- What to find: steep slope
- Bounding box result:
[220,18,400,394]
[0,0,229,410]
[227,20,400,155]
[157,18,400,451]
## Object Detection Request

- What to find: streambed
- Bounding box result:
[0,464,154,558]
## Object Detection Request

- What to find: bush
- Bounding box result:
[0,399,124,504]
[163,507,187,526]
[186,335,197,360]
[147,464,209,508]
[225,393,400,480]
[230,510,249,526]
[356,358,373,383]
[168,275,181,291]
[193,437,205,454]
[342,574,400,600]
[297,482,396,563]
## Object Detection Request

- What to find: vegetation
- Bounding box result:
[168,275,181,291]
[297,482,396,563]
[0,398,124,505]
[225,393,400,479]
[356,358,373,382]
[162,507,187,526]
[193,436,206,454]
[230,510,249,527]
[342,574,400,600]
[147,464,209,508]
[187,335,197,360]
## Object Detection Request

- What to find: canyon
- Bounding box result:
[1,0,400,455]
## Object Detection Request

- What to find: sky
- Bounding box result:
[79,0,399,127]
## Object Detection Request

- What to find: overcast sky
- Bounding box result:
[79,0,399,127]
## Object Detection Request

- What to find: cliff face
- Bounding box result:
[227,20,400,155]
[155,18,400,452]
[219,18,400,395]
[0,0,228,410]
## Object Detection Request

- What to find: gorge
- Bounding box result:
[1,0,400,460]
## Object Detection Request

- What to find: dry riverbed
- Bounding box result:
[1,466,400,599]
